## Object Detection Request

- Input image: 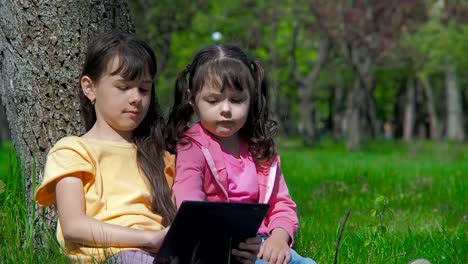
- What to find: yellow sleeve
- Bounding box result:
[163,151,176,188]
[35,137,94,207]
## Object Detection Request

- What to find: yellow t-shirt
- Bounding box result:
[35,136,175,263]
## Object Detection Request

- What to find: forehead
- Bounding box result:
[198,84,247,96]
[106,56,152,81]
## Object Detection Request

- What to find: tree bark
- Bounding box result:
[297,38,329,146]
[419,76,441,140]
[346,52,376,150]
[332,70,346,141]
[346,78,367,151]
[445,64,465,141]
[0,0,133,226]
[0,98,10,142]
[403,79,416,141]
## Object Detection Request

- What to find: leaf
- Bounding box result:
[364,239,372,247]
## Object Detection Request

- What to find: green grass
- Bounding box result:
[280,139,467,263]
[0,141,67,263]
[0,139,466,263]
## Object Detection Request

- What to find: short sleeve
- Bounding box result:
[163,151,176,188]
[35,137,95,207]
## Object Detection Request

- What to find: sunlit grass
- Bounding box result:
[0,141,67,263]
[281,139,467,263]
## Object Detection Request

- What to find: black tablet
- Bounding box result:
[154,200,270,264]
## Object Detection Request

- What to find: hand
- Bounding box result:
[257,229,291,264]
[143,226,170,253]
[232,235,262,264]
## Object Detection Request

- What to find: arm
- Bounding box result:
[172,143,207,207]
[56,176,167,250]
[265,157,299,243]
[258,158,299,263]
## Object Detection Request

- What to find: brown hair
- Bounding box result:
[80,32,175,225]
[165,44,278,166]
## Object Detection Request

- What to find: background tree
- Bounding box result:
[0,0,133,225]
[311,0,425,150]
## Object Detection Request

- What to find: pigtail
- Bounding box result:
[244,59,278,166]
[165,65,195,154]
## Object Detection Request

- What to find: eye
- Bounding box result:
[205,97,219,104]
[139,87,151,94]
[231,97,245,104]
[117,86,129,91]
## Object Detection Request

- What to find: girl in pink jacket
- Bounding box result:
[165,44,316,264]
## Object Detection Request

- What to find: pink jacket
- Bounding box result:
[173,123,299,243]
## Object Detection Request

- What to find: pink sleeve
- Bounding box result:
[265,156,299,245]
[173,142,207,208]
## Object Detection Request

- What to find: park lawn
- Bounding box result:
[280,139,467,263]
[0,139,466,263]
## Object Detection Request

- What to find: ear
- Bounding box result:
[81,76,96,103]
[187,89,193,106]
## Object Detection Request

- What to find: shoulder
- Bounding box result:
[182,122,214,147]
[49,136,90,155]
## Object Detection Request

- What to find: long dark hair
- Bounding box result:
[80,32,175,225]
[165,44,278,165]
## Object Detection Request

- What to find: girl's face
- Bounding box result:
[82,58,153,141]
[193,84,250,141]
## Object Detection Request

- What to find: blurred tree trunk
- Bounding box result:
[0,0,132,227]
[296,38,329,146]
[268,11,281,132]
[419,76,441,139]
[346,54,377,151]
[332,70,346,140]
[444,64,465,141]
[403,79,416,141]
[0,98,10,142]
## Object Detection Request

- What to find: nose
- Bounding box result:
[220,100,232,117]
[129,88,142,105]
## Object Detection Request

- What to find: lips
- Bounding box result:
[124,110,139,117]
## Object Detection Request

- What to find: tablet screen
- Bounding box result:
[154,201,270,264]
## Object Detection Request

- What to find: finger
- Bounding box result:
[262,247,272,262]
[239,241,260,254]
[257,243,265,258]
[246,236,262,244]
[284,252,291,264]
[234,255,251,264]
[268,251,278,264]
[232,248,256,261]
[274,253,285,264]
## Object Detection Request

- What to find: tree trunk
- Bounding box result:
[419,76,441,139]
[268,14,281,132]
[0,0,133,227]
[0,98,10,142]
[346,78,367,151]
[445,64,465,141]
[297,38,328,146]
[332,71,346,141]
[346,53,376,150]
[403,79,416,141]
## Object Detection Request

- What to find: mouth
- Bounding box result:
[125,110,139,117]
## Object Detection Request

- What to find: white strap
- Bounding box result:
[201,147,229,200]
[263,160,277,203]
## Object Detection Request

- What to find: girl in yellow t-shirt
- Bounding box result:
[35,32,260,263]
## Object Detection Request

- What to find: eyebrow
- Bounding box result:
[115,78,153,84]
